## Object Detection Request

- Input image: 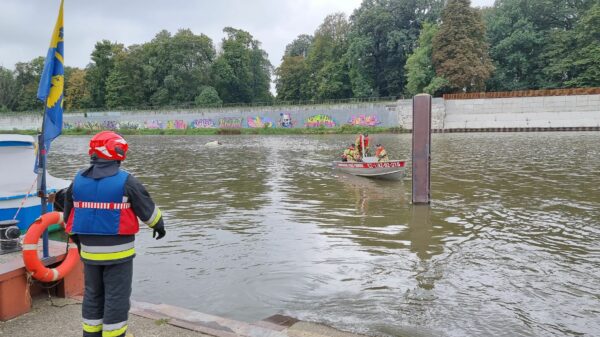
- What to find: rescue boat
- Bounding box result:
[0,134,69,232]
[332,157,407,180]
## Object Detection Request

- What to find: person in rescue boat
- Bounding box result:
[375,144,389,162]
[355,133,370,157]
[63,131,166,337]
[342,143,356,162]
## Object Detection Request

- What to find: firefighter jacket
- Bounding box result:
[64,168,164,265]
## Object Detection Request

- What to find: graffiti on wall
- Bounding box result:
[145,120,164,129]
[279,113,295,128]
[247,116,274,128]
[219,117,243,129]
[305,114,336,128]
[61,111,386,131]
[166,120,188,129]
[348,114,381,127]
[190,119,215,128]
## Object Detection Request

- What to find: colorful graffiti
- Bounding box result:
[62,112,382,131]
[305,114,336,128]
[348,114,381,127]
[190,119,216,128]
[279,113,295,128]
[247,116,274,128]
[145,120,164,129]
[219,117,243,129]
[166,120,188,129]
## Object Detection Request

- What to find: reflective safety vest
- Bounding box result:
[66,170,139,235]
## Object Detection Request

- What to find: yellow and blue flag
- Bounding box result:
[37,0,64,151]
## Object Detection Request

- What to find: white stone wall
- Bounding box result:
[397,97,446,130]
[444,94,600,129]
[0,114,42,131]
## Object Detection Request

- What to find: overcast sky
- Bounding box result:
[0,0,495,71]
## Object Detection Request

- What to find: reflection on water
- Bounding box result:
[48,133,600,337]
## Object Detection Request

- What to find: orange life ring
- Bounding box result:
[22,211,80,282]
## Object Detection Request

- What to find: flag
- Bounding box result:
[37,0,64,151]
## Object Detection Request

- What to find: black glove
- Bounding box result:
[152,225,166,240]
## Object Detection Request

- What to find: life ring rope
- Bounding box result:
[22,211,80,282]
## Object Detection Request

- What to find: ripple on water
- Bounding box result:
[46,133,600,337]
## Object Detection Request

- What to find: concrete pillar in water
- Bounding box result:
[412,94,431,204]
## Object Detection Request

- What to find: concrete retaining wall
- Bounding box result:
[444,94,600,129]
[0,94,598,132]
[0,103,398,131]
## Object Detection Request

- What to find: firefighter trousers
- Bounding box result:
[82,260,133,337]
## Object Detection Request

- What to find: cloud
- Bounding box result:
[0,0,495,71]
[0,0,364,70]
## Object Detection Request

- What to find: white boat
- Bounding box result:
[0,134,70,231]
[332,158,407,180]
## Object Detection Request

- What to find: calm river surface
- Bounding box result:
[49,132,600,337]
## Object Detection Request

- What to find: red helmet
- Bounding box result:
[88,131,128,160]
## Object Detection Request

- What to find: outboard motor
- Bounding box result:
[0,219,20,253]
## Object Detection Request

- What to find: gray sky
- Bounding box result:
[0,0,495,71]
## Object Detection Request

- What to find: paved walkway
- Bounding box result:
[0,296,367,337]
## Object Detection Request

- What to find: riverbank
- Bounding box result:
[0,295,368,337]
[1,125,405,136]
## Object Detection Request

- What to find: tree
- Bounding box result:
[284,34,313,57]
[543,3,600,87]
[485,0,593,90]
[14,57,45,111]
[306,13,352,99]
[85,40,124,108]
[405,22,449,96]
[163,29,216,103]
[213,27,272,104]
[347,0,445,97]
[195,86,222,106]
[433,0,494,92]
[0,67,19,111]
[65,68,91,110]
[275,55,310,101]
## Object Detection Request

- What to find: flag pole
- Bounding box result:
[37,104,49,259]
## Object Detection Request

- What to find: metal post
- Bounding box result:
[412,94,432,204]
[37,110,50,258]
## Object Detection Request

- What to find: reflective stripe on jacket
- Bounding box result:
[66,170,139,236]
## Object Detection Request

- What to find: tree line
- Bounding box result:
[0,0,598,113]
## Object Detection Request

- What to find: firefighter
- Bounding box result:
[375,144,389,162]
[355,133,370,156]
[63,131,166,337]
[342,144,356,162]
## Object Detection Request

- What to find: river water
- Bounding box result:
[49,133,600,337]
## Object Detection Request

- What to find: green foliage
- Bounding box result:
[484,0,594,90]
[86,40,124,108]
[543,3,600,88]
[14,57,45,111]
[195,86,222,106]
[306,13,353,100]
[433,0,494,92]
[2,1,599,114]
[275,56,310,101]
[65,68,92,110]
[405,22,448,96]
[284,34,313,57]
[0,66,19,111]
[347,0,444,98]
[213,27,272,104]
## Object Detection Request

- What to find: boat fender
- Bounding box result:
[22,212,80,282]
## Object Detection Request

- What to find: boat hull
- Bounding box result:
[332,160,406,180]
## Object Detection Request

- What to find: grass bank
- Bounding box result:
[5,125,406,136]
